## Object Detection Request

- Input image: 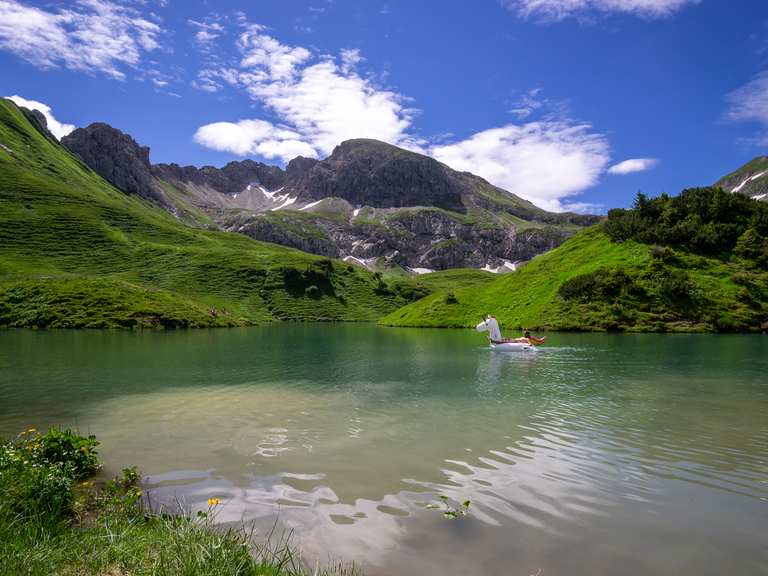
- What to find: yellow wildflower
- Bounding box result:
[27,428,36,433]
[207,498,221,507]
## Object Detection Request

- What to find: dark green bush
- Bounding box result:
[731,271,756,286]
[658,269,695,304]
[558,267,635,301]
[604,188,768,259]
[304,285,320,298]
[444,291,459,304]
[649,244,674,260]
[392,282,430,302]
[734,228,768,265]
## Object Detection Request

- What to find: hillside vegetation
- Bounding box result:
[0,99,427,328]
[381,188,768,333]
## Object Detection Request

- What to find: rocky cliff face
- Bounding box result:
[62,124,169,206]
[283,139,466,212]
[223,201,570,271]
[152,159,285,195]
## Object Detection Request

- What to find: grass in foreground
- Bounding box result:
[0,428,358,576]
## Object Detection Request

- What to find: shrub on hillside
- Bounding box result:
[392,281,430,302]
[734,228,768,265]
[558,267,636,301]
[658,269,695,304]
[649,244,675,261]
[304,285,320,298]
[604,188,768,258]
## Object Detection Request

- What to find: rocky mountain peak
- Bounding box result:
[62,123,167,206]
[153,158,286,195]
[286,156,319,181]
[286,138,466,212]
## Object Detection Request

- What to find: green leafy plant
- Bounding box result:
[0,427,99,519]
[31,427,100,479]
[425,495,471,519]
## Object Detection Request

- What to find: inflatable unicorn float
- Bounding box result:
[476,315,546,351]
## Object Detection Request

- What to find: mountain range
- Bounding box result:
[0,97,476,328]
[61,122,599,273]
[1,96,766,332]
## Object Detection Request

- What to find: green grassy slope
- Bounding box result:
[0,99,420,328]
[411,268,497,291]
[381,228,647,329]
[381,225,768,333]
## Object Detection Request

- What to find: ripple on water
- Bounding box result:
[1,327,767,575]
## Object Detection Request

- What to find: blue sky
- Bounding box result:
[1,0,768,212]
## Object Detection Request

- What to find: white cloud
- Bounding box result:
[510,88,545,119]
[188,19,224,50]
[248,60,417,156]
[237,24,311,81]
[0,0,163,80]
[502,0,700,20]
[560,201,605,213]
[430,122,610,211]
[6,95,75,139]
[193,20,612,211]
[194,22,418,160]
[340,48,364,74]
[193,119,317,162]
[723,72,768,144]
[726,71,768,125]
[608,157,659,175]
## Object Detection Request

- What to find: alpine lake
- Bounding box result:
[1,324,766,575]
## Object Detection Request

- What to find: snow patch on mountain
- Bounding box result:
[732,171,768,194]
[482,260,518,274]
[300,200,323,211]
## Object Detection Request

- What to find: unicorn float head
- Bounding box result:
[476,315,503,342]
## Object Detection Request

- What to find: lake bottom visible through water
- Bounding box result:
[1,325,766,575]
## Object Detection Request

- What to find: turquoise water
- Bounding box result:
[1,325,767,575]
